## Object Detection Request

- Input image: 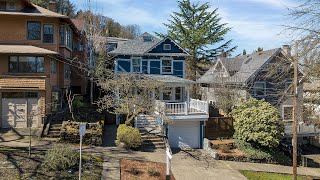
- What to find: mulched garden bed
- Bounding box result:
[0,146,102,179]
[121,159,176,180]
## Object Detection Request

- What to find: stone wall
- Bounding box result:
[203,138,218,159]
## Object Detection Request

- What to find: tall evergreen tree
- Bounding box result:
[157,0,236,96]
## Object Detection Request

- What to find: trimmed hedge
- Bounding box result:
[116,124,142,150]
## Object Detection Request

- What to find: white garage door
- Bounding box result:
[2,98,39,128]
[168,121,200,149]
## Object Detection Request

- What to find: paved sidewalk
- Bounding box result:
[223,160,320,177]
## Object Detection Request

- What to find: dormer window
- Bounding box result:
[9,2,15,10]
[0,1,6,11]
[143,36,153,42]
[163,44,171,50]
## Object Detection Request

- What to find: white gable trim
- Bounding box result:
[212,58,230,77]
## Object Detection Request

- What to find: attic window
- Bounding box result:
[244,57,252,64]
[143,36,153,42]
[163,44,171,50]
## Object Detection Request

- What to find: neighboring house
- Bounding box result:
[106,37,129,52]
[109,32,209,149]
[303,78,320,147]
[0,0,85,129]
[197,46,314,138]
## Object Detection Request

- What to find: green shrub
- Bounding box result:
[116,124,142,149]
[147,167,160,177]
[73,97,90,109]
[236,140,291,165]
[42,144,79,171]
[231,98,284,148]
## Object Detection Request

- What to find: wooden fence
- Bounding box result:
[205,117,234,140]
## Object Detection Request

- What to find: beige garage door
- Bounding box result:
[2,98,39,128]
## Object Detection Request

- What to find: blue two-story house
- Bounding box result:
[109,32,209,149]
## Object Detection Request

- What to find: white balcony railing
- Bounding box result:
[155,99,209,115]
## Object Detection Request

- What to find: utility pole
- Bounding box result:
[293,41,298,180]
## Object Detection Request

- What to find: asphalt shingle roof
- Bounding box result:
[197,48,281,84]
[109,32,160,56]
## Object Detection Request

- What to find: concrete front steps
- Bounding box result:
[137,115,165,151]
[47,123,62,138]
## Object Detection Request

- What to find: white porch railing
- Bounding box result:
[155,99,208,115]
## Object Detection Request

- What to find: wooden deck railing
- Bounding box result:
[155,99,209,115]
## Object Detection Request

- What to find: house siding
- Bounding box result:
[149,39,184,54]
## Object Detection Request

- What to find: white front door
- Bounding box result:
[168,121,200,149]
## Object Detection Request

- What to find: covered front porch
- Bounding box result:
[145,74,209,117]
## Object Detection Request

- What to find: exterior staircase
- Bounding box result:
[47,123,62,138]
[136,115,165,151]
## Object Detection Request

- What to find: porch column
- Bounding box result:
[187,85,190,104]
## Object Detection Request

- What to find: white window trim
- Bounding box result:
[253,81,266,96]
[163,44,171,50]
[160,57,173,74]
[174,60,185,78]
[282,105,294,122]
[131,57,142,73]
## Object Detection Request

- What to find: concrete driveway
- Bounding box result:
[170,149,247,180]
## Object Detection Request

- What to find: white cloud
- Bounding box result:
[237,0,298,8]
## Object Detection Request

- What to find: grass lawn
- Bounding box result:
[239,170,311,180]
[0,145,103,179]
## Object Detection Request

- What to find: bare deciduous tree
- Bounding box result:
[96,74,164,125]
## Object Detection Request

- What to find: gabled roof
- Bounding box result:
[109,32,160,56]
[109,32,190,57]
[197,48,281,84]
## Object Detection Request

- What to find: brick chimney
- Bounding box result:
[282,45,291,57]
[48,1,57,12]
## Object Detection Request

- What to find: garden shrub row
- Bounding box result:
[60,121,103,146]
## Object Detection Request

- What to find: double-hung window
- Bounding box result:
[59,25,73,48]
[27,21,41,40]
[43,24,54,43]
[9,56,44,73]
[161,59,173,74]
[132,58,141,73]
[253,82,266,96]
[283,106,294,121]
[8,2,15,11]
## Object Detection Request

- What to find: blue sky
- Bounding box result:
[72,0,300,56]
